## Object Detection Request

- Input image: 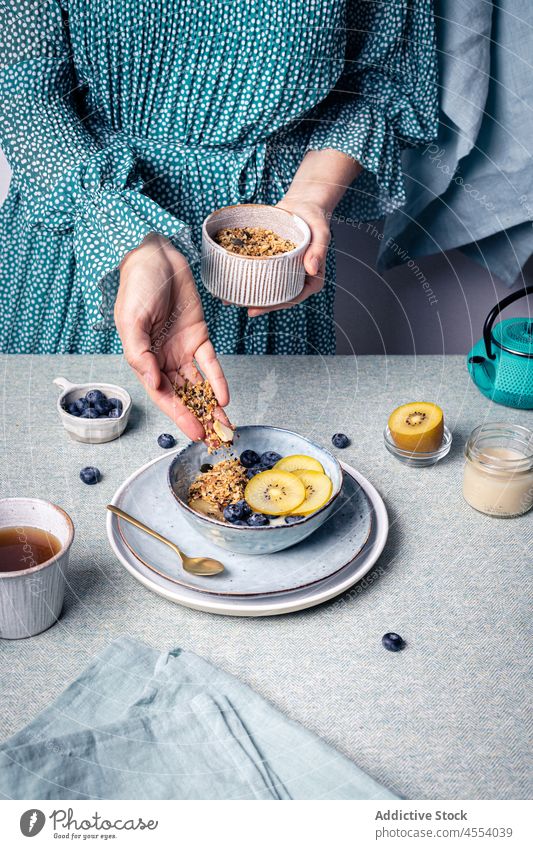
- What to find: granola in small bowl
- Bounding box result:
[214,227,296,257]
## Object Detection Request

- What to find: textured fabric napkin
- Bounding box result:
[0,637,397,800]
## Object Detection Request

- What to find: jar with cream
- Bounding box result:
[463,424,533,517]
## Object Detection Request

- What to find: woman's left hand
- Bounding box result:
[247,149,361,318]
[246,197,330,318]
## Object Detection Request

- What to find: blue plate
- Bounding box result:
[110,454,372,597]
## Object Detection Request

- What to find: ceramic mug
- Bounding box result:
[0,498,74,639]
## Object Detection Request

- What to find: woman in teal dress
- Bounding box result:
[0,1,437,438]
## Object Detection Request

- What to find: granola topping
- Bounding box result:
[214,227,296,257]
[188,459,247,510]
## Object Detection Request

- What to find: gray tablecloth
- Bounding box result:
[0,355,531,800]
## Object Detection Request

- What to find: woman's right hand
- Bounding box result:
[115,233,229,441]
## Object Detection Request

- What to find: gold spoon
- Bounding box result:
[106,505,224,576]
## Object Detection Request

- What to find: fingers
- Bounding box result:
[194,339,230,408]
[121,321,161,391]
[304,215,330,278]
[146,373,206,442]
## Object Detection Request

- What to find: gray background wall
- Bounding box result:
[1,149,530,355]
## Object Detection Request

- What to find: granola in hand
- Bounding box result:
[174,377,234,451]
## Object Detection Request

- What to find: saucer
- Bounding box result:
[107,455,388,616]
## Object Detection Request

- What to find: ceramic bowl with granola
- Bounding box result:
[201,204,311,308]
[167,425,343,555]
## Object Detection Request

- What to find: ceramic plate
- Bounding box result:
[107,455,388,616]
[110,452,371,596]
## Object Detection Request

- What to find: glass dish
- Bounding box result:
[383,425,452,467]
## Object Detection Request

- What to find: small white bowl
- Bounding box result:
[54,376,132,444]
[201,204,311,307]
[0,498,74,639]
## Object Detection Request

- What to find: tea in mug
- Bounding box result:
[0,526,61,572]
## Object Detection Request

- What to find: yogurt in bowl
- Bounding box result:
[167,425,343,555]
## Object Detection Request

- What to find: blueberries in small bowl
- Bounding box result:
[80,466,101,485]
[240,449,260,468]
[85,389,106,405]
[157,433,176,449]
[108,398,123,415]
[259,451,282,469]
[80,407,99,419]
[332,433,350,449]
[63,390,124,420]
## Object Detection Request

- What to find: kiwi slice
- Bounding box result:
[290,470,333,515]
[274,454,325,474]
[388,402,444,453]
[245,470,305,515]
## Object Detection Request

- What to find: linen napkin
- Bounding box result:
[0,637,398,800]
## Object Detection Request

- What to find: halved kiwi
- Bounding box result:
[290,470,333,515]
[274,454,324,474]
[388,402,444,453]
[245,470,306,515]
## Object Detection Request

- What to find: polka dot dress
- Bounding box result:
[0,0,437,354]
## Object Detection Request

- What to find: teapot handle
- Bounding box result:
[483,285,533,359]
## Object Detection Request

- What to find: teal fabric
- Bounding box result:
[378,0,533,286]
[0,0,438,355]
[0,637,398,800]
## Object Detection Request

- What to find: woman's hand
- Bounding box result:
[247,149,361,317]
[115,233,229,441]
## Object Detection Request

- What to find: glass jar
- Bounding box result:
[463,424,533,517]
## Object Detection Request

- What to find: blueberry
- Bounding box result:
[65,402,81,416]
[382,633,406,653]
[158,433,176,449]
[80,466,101,485]
[246,466,264,479]
[332,433,350,449]
[236,499,252,519]
[80,408,99,419]
[94,399,110,417]
[200,463,213,473]
[260,451,282,469]
[75,397,88,414]
[107,398,123,414]
[85,389,106,405]
[284,515,305,524]
[108,407,121,418]
[223,500,251,523]
[247,513,270,526]
[240,449,260,468]
[223,504,243,523]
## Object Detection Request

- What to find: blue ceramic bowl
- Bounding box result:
[167,425,343,554]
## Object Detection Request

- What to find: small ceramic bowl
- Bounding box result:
[54,376,132,444]
[168,425,343,555]
[384,425,453,467]
[201,204,311,307]
[0,498,74,639]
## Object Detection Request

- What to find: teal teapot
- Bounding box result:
[467,286,533,409]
